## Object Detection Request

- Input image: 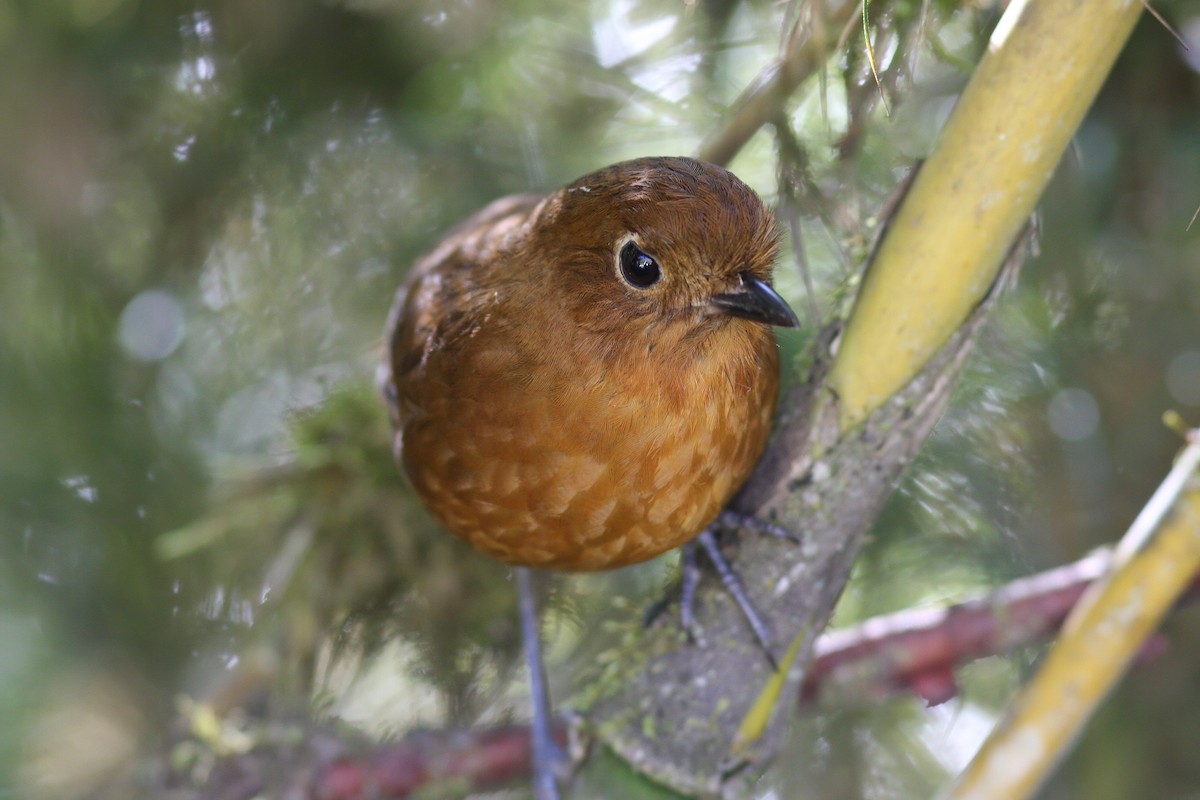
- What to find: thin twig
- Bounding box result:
[861,0,891,117]
[697,0,858,166]
[1139,0,1187,50]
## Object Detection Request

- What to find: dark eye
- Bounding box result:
[618,241,661,288]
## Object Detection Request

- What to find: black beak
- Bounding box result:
[709,272,801,329]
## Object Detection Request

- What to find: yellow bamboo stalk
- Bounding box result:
[828,0,1143,431]
[944,435,1200,800]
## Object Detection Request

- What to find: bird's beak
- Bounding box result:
[709,272,801,329]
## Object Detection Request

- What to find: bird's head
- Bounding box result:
[528,157,798,355]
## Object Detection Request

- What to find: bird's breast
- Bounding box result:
[396,320,779,571]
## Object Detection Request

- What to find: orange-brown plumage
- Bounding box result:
[382,156,796,571]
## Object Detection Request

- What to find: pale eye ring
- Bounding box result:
[618,241,661,288]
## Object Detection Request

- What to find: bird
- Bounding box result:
[380,156,799,799]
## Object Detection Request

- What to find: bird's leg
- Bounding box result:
[678,537,703,641]
[680,511,799,671]
[515,566,566,800]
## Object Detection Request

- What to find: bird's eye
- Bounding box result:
[618,241,661,289]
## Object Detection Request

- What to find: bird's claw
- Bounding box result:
[715,509,800,544]
[679,512,800,671]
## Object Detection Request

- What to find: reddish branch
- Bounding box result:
[313,723,568,800]
[800,549,1112,706]
[285,546,1200,798]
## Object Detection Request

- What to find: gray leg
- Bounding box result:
[515,567,564,800]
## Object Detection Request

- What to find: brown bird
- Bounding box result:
[380,156,799,798]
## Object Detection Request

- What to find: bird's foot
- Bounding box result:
[679,511,799,671]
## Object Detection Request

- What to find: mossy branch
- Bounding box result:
[587,0,1144,794]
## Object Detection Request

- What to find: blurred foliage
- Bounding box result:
[1,0,1199,797]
